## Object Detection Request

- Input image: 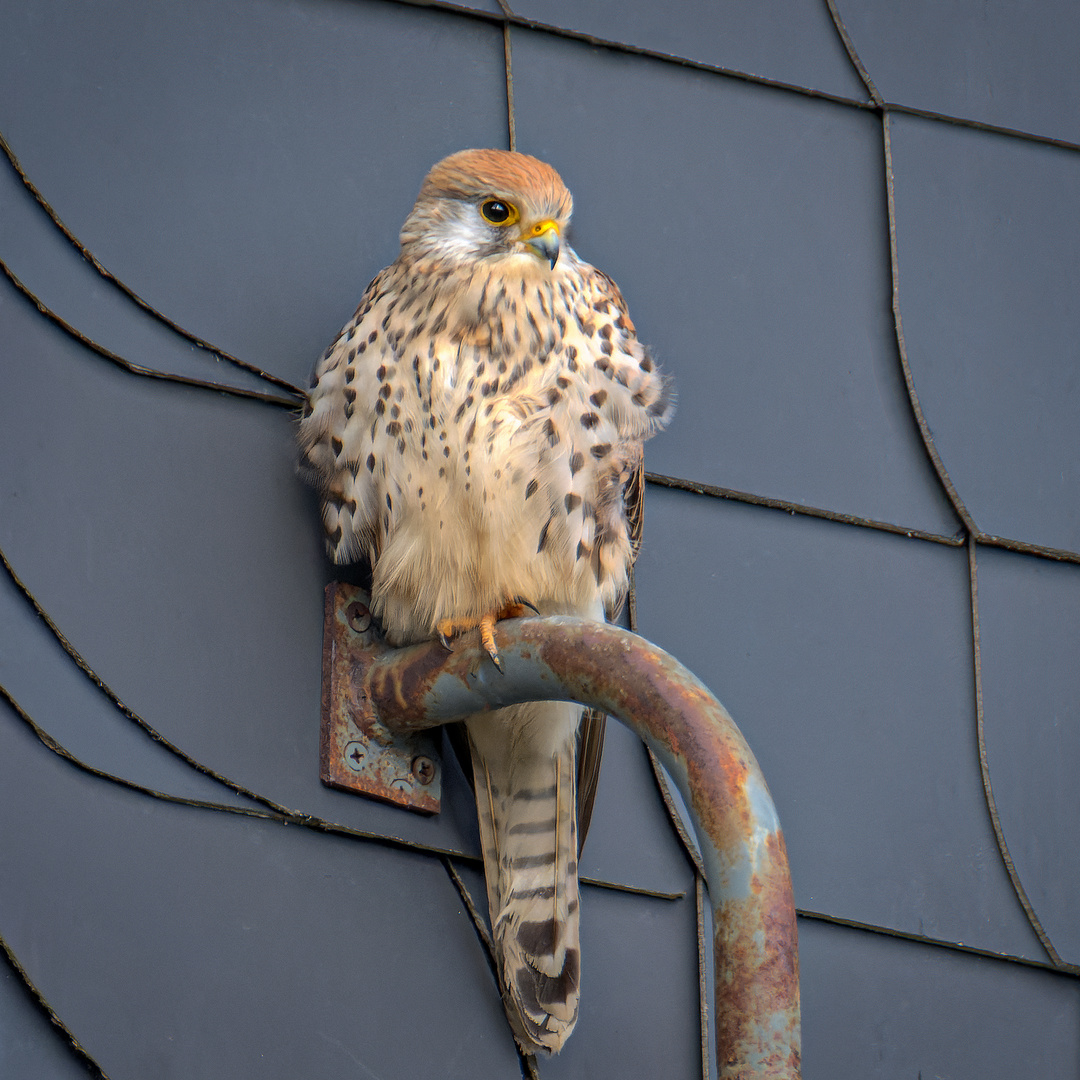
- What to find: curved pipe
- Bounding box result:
[360,615,801,1079]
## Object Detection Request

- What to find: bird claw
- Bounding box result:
[436,599,537,674]
[479,611,504,674]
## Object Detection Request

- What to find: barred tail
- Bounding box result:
[466,701,582,1055]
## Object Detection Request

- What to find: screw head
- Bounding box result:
[344,741,366,772]
[346,601,371,634]
[411,756,436,786]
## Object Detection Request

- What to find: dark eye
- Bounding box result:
[480,199,519,226]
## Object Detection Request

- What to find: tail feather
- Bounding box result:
[467,701,581,1054]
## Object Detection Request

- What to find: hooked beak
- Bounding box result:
[523,220,561,269]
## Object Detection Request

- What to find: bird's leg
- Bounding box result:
[436,598,537,672]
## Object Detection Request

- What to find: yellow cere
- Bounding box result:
[529,219,560,237]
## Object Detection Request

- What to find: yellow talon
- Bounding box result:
[435,600,535,672]
[479,612,502,672]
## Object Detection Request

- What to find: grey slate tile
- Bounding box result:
[890,114,1080,554]
[799,918,1080,1080]
[0,702,525,1080]
[0,964,96,1080]
[0,549,258,811]
[634,485,1046,961]
[510,29,959,536]
[509,0,868,101]
[0,155,276,401]
[839,0,1080,144]
[975,545,1080,968]
[0,0,509,388]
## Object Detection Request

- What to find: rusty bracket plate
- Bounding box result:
[319,581,441,813]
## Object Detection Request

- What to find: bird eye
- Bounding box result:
[480,199,519,226]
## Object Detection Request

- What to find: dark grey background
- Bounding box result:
[1,1,1077,1077]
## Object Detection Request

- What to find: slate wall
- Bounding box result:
[1,2,1077,1077]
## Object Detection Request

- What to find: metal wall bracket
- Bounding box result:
[351,613,801,1079]
[318,587,800,1076]
[319,581,441,813]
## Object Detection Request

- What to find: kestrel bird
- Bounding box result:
[298,149,673,1054]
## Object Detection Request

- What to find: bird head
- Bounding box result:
[399,149,574,271]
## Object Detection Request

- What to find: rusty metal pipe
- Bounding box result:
[361,615,800,1079]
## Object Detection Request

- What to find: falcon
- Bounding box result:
[298,149,673,1053]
